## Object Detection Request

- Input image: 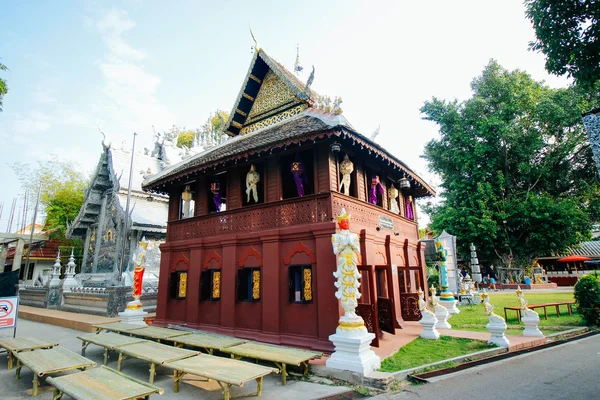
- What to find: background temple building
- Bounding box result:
[143,46,435,352]
[66,142,172,288]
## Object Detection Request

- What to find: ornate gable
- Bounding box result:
[223,49,316,137]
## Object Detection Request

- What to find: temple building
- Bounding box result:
[143,45,435,351]
[66,141,172,287]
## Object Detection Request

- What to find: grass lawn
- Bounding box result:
[452,291,584,334]
[380,336,495,372]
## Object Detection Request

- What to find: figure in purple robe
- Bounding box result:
[211,182,222,212]
[291,154,309,197]
[369,175,384,205]
[405,195,414,220]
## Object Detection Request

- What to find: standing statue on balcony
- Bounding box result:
[369,175,384,205]
[291,153,309,197]
[246,164,260,203]
[388,184,400,214]
[339,154,354,196]
[405,195,414,219]
[211,181,222,212]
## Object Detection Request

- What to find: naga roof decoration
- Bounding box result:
[143,46,435,198]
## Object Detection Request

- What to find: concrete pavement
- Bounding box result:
[0,319,352,400]
[369,333,600,400]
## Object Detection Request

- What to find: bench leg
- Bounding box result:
[149,363,156,384]
[504,309,508,322]
[174,370,185,393]
[117,352,124,371]
[32,374,39,397]
[303,361,309,376]
[256,376,263,396]
[555,305,560,318]
[208,349,214,355]
[218,382,231,400]
[568,304,573,316]
[53,388,63,400]
[544,307,548,320]
[15,359,21,380]
[103,349,110,365]
[282,364,287,386]
[81,341,89,356]
[8,352,13,369]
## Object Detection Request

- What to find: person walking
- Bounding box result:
[488,265,498,291]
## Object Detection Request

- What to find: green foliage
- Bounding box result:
[574,274,600,326]
[176,130,195,148]
[422,60,600,268]
[0,60,8,111]
[11,155,89,239]
[427,268,440,293]
[380,336,494,372]
[525,0,600,88]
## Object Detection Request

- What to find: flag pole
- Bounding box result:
[119,132,137,283]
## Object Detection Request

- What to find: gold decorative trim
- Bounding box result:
[338,320,366,331]
[242,93,255,101]
[226,130,236,136]
[252,270,261,300]
[126,303,142,310]
[178,272,188,298]
[212,271,221,299]
[232,121,243,129]
[249,74,262,84]
[240,104,307,135]
[303,268,312,301]
[235,109,247,117]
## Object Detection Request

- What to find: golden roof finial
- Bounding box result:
[249,25,260,52]
[336,208,350,222]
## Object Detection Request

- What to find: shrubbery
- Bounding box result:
[574,274,600,327]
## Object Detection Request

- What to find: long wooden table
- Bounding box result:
[220,342,322,385]
[92,322,148,335]
[47,365,164,400]
[164,354,277,400]
[504,300,575,323]
[77,332,147,365]
[14,346,97,396]
[172,333,246,355]
[126,326,192,343]
[0,337,58,369]
[115,341,198,384]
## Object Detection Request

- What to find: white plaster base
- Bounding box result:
[522,313,544,337]
[439,298,460,314]
[486,321,509,348]
[434,305,451,329]
[119,301,148,326]
[419,312,440,340]
[326,330,381,375]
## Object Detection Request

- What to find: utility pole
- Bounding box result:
[119,132,137,283]
[23,183,42,278]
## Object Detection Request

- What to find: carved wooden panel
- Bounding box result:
[400,293,422,321]
[377,297,395,334]
[168,194,331,241]
[356,304,379,347]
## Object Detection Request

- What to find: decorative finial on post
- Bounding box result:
[294,43,303,75]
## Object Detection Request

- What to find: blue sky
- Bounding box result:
[0,1,570,230]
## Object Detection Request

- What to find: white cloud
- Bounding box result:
[13,111,52,135]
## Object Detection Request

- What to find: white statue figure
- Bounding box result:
[339,154,354,196]
[430,287,451,329]
[482,290,509,347]
[327,208,381,375]
[388,184,400,214]
[516,286,543,337]
[418,288,440,339]
[181,185,193,218]
[332,208,363,329]
[246,164,260,203]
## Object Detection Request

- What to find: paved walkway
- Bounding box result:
[0,319,352,400]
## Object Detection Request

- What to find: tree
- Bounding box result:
[176,129,195,148]
[0,60,8,111]
[155,110,230,151]
[525,0,600,88]
[421,60,600,271]
[12,156,89,239]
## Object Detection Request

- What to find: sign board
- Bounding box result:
[0,296,19,329]
[378,215,394,230]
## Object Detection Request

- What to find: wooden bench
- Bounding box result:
[125,326,192,343]
[0,337,58,369]
[115,341,198,384]
[171,333,246,355]
[47,365,164,400]
[164,354,277,400]
[92,322,148,335]
[14,346,96,396]
[77,332,147,365]
[220,342,322,386]
[504,300,575,323]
